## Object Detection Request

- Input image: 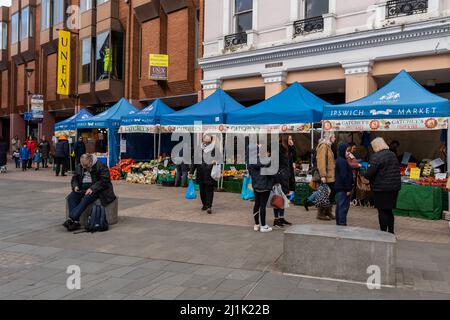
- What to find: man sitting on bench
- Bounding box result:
[63,153,116,231]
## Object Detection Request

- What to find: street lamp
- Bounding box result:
[25,67,34,137]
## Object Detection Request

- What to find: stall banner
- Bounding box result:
[149,54,169,81]
[225,123,312,134]
[57,30,71,96]
[54,130,76,137]
[159,124,227,133]
[31,94,44,123]
[118,125,159,134]
[323,118,448,132]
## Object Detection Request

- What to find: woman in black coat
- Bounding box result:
[364,137,401,234]
[273,135,292,228]
[0,136,7,170]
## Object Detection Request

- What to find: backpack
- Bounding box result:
[85,204,109,233]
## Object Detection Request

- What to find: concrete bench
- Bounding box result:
[283,224,396,286]
[65,197,119,226]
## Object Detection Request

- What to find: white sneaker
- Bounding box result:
[253,224,260,232]
[260,225,273,233]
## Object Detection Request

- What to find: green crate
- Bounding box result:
[223,180,243,194]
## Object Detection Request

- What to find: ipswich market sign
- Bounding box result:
[57,30,71,96]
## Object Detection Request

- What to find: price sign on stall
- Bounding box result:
[410,168,421,180]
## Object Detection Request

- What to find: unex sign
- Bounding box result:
[57,30,71,96]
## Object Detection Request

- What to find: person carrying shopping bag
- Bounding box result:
[272,135,292,228]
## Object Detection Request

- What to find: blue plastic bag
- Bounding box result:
[240,176,248,200]
[185,180,197,200]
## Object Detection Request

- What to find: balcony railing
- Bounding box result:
[224,32,248,49]
[386,0,428,19]
[293,16,324,36]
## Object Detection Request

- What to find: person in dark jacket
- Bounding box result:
[19,142,30,171]
[55,136,70,176]
[247,143,274,233]
[273,135,292,228]
[0,136,7,172]
[189,135,216,214]
[73,136,87,165]
[63,153,117,231]
[335,143,354,226]
[39,136,50,168]
[364,137,401,234]
[287,135,297,192]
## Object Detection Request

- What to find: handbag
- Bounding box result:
[268,184,290,209]
[271,194,284,209]
[211,164,221,181]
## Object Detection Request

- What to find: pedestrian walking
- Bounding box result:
[287,135,297,192]
[33,148,41,171]
[55,136,69,176]
[335,143,354,226]
[189,135,217,214]
[364,137,401,234]
[273,135,292,228]
[247,143,274,233]
[315,131,336,220]
[39,136,50,168]
[19,143,30,171]
[12,149,21,168]
[0,136,7,173]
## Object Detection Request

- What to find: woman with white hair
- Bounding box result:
[315,131,337,220]
[364,137,401,234]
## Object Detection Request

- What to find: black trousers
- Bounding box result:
[253,191,270,226]
[27,158,32,169]
[55,157,66,176]
[378,209,395,234]
[22,160,27,171]
[41,157,48,168]
[327,182,336,204]
[199,183,214,208]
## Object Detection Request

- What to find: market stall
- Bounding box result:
[54,108,93,138]
[118,99,175,161]
[76,98,138,167]
[323,70,450,220]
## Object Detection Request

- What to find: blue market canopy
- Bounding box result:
[54,108,93,133]
[77,98,138,129]
[160,89,244,126]
[227,82,325,126]
[119,99,174,133]
[324,70,450,121]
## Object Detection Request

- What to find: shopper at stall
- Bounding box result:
[288,135,297,192]
[247,143,274,233]
[19,142,30,172]
[26,136,37,169]
[39,136,50,168]
[73,136,87,165]
[335,143,354,226]
[63,153,117,231]
[96,133,107,153]
[315,131,336,220]
[189,135,216,214]
[55,136,69,176]
[273,135,292,228]
[364,137,401,234]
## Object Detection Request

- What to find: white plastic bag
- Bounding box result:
[267,183,290,209]
[211,164,222,181]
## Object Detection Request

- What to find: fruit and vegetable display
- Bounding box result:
[223,169,246,179]
[110,159,135,181]
[110,157,176,185]
[416,177,448,189]
[126,171,157,184]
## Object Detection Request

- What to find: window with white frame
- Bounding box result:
[234,0,252,33]
[41,0,51,30]
[11,12,18,44]
[53,0,65,25]
[0,22,7,49]
[81,0,95,12]
[20,6,32,40]
[305,0,329,19]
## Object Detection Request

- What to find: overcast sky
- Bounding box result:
[0,0,11,7]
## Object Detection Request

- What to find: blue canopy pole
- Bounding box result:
[153,133,156,160]
[158,132,161,158]
[311,123,314,166]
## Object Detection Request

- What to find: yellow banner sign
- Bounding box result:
[149,54,169,80]
[57,30,71,96]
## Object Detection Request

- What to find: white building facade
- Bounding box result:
[199,0,450,104]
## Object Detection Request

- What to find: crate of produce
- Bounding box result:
[293,182,313,206]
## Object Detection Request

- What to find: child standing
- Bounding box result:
[19,143,30,171]
[12,149,20,168]
[33,148,41,171]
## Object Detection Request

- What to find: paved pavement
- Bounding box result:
[1,165,450,300]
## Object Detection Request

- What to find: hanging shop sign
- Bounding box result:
[57,30,71,96]
[118,125,159,134]
[225,123,312,134]
[31,94,44,123]
[323,118,448,132]
[149,54,169,81]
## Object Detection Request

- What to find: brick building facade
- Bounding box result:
[0,0,204,152]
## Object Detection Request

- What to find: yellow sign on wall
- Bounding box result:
[57,30,71,96]
[149,54,169,80]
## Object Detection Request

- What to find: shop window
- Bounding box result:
[11,12,19,44]
[41,0,52,30]
[20,6,33,40]
[81,0,95,12]
[234,0,252,33]
[96,0,110,6]
[0,22,7,50]
[80,37,94,83]
[305,0,329,19]
[53,0,65,25]
[96,31,123,81]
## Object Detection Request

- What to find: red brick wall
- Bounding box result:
[16,64,25,107]
[1,71,8,109]
[46,53,57,102]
